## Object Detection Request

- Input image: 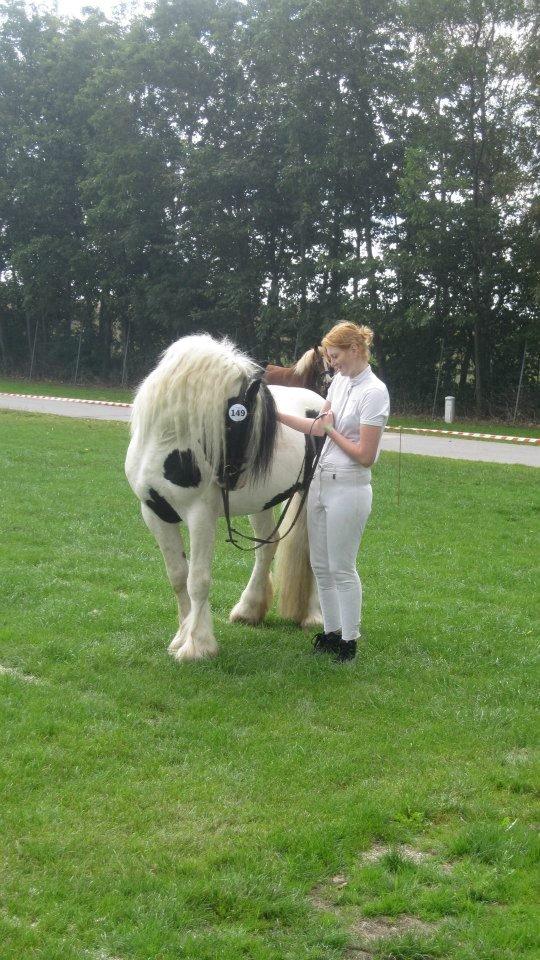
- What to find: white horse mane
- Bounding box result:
[131,334,266,480]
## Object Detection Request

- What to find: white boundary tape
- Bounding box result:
[0,391,131,408]
[1,392,538,445]
[386,425,539,445]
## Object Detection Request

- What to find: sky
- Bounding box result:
[36,0,149,22]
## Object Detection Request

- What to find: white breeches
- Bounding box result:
[307,467,372,642]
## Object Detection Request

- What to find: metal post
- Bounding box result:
[512,342,527,423]
[73,323,84,384]
[29,319,39,380]
[121,320,131,386]
[397,427,402,507]
[431,339,445,419]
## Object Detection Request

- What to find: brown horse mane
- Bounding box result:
[263,346,330,396]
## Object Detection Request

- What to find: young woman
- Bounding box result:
[276,322,390,661]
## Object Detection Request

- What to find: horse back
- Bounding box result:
[264,364,304,388]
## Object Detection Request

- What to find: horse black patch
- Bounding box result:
[305,408,319,419]
[146,488,181,524]
[164,448,201,487]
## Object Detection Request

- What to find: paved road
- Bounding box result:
[380,430,539,467]
[1,392,538,467]
[0,392,132,422]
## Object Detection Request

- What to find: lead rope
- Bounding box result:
[220,413,326,551]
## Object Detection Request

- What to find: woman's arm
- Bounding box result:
[277,400,332,437]
[323,422,383,467]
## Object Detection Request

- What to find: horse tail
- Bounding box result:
[274,493,313,624]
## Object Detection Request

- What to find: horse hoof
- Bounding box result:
[229,607,263,625]
[168,630,185,654]
[172,636,219,662]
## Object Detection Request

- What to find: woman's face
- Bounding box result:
[326,344,361,377]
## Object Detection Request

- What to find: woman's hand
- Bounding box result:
[275,401,331,435]
[313,411,334,436]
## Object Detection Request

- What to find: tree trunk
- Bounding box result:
[473,311,491,415]
[0,316,7,370]
[364,208,378,322]
[467,21,495,416]
[328,208,342,304]
[353,229,361,300]
[458,335,473,395]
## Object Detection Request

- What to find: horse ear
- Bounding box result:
[245,377,263,405]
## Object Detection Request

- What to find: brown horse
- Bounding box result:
[263,346,333,397]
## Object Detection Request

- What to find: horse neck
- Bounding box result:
[264,361,321,391]
[264,365,298,387]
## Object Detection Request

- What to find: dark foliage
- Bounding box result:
[0,0,537,417]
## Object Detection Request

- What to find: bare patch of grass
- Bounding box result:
[349,914,438,943]
[359,843,453,875]
[505,748,533,764]
[0,664,42,684]
[309,879,440,952]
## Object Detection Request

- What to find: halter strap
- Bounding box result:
[219,420,325,551]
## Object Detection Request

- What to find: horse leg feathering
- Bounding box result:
[169,497,220,661]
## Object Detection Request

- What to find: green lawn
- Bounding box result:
[0,376,537,438]
[1,410,538,960]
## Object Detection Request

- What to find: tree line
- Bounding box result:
[0,0,537,415]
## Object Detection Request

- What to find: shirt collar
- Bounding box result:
[347,365,371,387]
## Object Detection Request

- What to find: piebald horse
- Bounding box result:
[264,345,333,397]
[125,334,325,661]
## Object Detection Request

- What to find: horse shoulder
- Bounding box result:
[267,384,325,417]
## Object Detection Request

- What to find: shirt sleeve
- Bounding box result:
[359,386,390,426]
[326,375,337,405]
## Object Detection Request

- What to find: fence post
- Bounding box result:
[29,319,39,380]
[431,339,445,419]
[121,320,131,386]
[397,427,402,507]
[73,323,84,384]
[512,342,527,423]
[444,396,456,423]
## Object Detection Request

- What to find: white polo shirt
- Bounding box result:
[319,366,390,475]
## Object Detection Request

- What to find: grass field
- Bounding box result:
[0,375,537,438]
[1,410,538,960]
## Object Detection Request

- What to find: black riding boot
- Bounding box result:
[311,630,341,654]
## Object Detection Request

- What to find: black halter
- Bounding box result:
[218,382,324,551]
[217,376,262,491]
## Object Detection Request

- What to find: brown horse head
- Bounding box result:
[294,346,333,396]
[263,346,334,397]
